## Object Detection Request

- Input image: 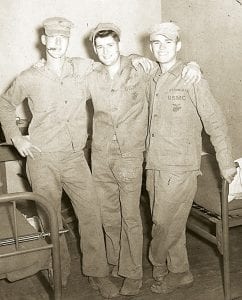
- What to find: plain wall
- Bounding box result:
[0,0,161,192]
[161,0,242,158]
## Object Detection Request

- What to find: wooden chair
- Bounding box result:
[187,153,242,300]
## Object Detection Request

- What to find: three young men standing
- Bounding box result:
[0,17,235,299]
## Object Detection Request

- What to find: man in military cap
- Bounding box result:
[85,22,202,296]
[145,22,237,294]
[0,17,119,298]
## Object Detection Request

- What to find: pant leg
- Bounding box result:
[26,153,71,280]
[147,170,198,273]
[92,151,121,267]
[60,151,109,277]
[113,156,144,279]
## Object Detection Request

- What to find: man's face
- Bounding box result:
[150,34,180,65]
[94,35,120,66]
[44,34,69,59]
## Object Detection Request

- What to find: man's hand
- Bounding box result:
[182,61,202,84]
[132,57,156,74]
[12,135,41,159]
[221,167,237,184]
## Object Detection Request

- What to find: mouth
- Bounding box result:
[48,47,61,51]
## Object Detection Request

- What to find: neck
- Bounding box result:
[159,58,177,73]
[106,57,121,79]
[45,54,66,76]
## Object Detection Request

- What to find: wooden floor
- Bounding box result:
[1,199,242,300]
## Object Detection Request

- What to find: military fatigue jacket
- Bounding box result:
[0,57,94,152]
[146,61,234,171]
[86,56,150,157]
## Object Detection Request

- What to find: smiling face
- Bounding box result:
[150,34,181,67]
[94,35,120,66]
[41,34,69,59]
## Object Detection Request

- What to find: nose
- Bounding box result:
[158,43,165,50]
[102,47,108,56]
[55,37,61,46]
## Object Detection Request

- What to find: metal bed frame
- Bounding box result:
[187,162,241,300]
[0,192,62,300]
[0,144,62,299]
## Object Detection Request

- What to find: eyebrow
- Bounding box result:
[96,42,115,47]
[150,38,173,42]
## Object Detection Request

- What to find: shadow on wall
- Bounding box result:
[82,31,97,61]
[139,33,155,60]
[35,27,46,60]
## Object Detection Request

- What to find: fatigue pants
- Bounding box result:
[146,169,198,274]
[92,141,143,279]
[26,150,109,280]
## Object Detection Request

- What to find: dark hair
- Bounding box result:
[94,30,120,45]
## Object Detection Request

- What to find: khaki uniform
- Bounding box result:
[0,57,109,279]
[86,56,149,279]
[146,61,234,274]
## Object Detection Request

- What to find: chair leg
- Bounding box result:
[222,180,231,300]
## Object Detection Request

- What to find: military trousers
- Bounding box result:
[26,150,109,279]
[92,141,144,279]
[146,169,198,274]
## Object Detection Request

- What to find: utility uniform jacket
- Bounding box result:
[0,57,94,152]
[85,56,150,157]
[146,60,234,172]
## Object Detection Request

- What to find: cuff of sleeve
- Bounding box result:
[217,154,235,171]
[187,61,200,68]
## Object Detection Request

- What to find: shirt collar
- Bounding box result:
[96,55,130,77]
[32,57,74,79]
[153,60,184,83]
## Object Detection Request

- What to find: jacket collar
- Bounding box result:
[95,55,131,77]
[153,60,184,83]
[32,57,74,79]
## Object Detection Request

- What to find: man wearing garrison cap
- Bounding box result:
[84,22,202,296]
[0,17,119,298]
[145,22,236,294]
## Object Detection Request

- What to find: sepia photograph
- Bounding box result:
[0,1,242,299]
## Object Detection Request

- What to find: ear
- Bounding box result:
[117,40,122,52]
[41,35,47,46]
[93,43,97,55]
[176,41,181,52]
[149,42,154,54]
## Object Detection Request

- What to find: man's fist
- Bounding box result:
[221,167,237,184]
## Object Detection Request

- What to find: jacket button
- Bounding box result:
[151,133,155,137]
